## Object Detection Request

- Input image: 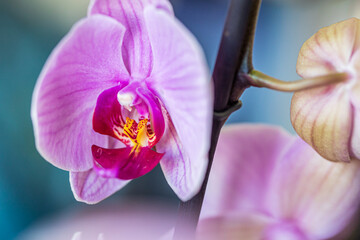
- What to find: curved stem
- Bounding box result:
[249,69,349,92]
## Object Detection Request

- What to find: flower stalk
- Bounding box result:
[249,69,349,92]
[173,0,262,238]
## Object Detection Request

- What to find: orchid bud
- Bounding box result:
[291,18,360,162]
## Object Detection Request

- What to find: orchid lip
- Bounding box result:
[92,83,166,180]
[91,145,164,180]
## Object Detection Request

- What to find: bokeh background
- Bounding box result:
[0,0,359,239]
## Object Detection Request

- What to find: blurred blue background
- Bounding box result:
[0,0,358,239]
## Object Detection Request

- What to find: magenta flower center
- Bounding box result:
[91,82,166,180]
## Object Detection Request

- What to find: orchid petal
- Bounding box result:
[351,104,360,160]
[297,18,359,77]
[92,85,126,141]
[136,87,165,143]
[291,86,352,162]
[351,51,360,106]
[92,145,164,180]
[263,221,310,240]
[201,124,360,239]
[350,51,360,159]
[144,6,211,201]
[70,169,129,204]
[200,124,294,219]
[31,15,128,171]
[88,0,173,78]
[268,137,360,239]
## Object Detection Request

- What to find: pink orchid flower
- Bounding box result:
[198,124,360,240]
[31,0,211,203]
[291,18,360,162]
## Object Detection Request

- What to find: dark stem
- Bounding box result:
[172,0,262,239]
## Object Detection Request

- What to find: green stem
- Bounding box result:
[249,69,349,92]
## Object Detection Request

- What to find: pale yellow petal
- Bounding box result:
[297,18,359,78]
[291,87,352,162]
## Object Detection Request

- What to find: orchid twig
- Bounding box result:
[248,69,349,92]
